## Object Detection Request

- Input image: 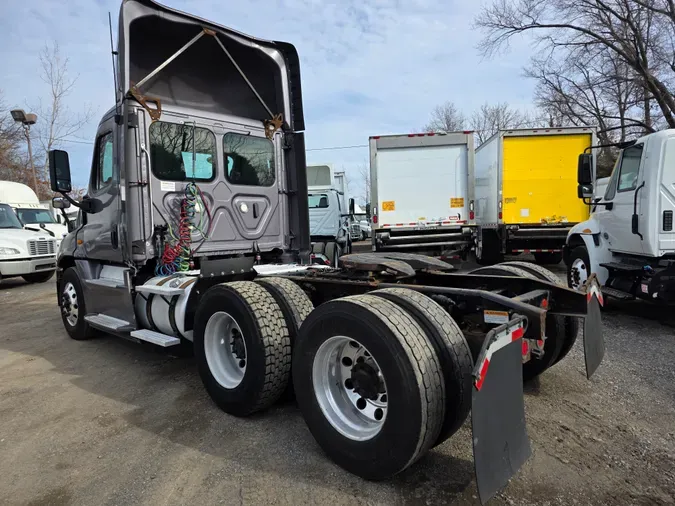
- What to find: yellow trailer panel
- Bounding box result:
[502,133,591,225]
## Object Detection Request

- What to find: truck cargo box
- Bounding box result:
[475,128,595,226]
[369,132,475,256]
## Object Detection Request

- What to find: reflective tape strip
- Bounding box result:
[587,282,604,307]
[474,324,524,391]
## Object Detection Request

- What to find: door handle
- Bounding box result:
[632,182,645,239]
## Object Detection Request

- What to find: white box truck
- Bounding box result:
[369,132,475,259]
[474,127,596,265]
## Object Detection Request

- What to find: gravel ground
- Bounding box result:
[0,255,674,506]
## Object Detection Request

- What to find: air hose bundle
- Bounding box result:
[155,182,212,276]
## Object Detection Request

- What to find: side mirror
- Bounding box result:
[578,183,594,199]
[349,198,355,216]
[52,197,71,210]
[577,153,593,185]
[48,149,72,193]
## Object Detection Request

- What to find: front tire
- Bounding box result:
[293,295,444,480]
[567,246,591,291]
[60,267,94,340]
[193,281,291,416]
[23,271,55,283]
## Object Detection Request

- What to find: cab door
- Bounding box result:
[595,143,645,255]
[81,116,124,263]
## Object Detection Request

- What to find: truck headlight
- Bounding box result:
[0,247,21,255]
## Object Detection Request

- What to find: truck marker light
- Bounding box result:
[470,211,475,220]
[372,216,378,224]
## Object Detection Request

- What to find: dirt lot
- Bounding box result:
[0,256,674,506]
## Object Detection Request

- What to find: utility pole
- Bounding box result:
[10,109,38,194]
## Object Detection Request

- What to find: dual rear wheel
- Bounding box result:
[193,279,474,479]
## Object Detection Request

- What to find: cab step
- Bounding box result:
[600,286,634,300]
[130,329,180,347]
[600,262,644,273]
[85,313,133,331]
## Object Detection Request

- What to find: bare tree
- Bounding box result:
[31,42,93,199]
[475,0,675,132]
[424,101,466,133]
[356,161,370,207]
[470,102,536,144]
[0,92,27,183]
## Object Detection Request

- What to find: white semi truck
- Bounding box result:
[0,180,68,242]
[566,129,675,304]
[45,1,605,503]
[307,164,352,266]
[369,132,475,260]
[0,203,57,283]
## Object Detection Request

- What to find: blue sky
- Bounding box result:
[0,0,536,198]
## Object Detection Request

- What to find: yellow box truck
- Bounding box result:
[474,127,596,265]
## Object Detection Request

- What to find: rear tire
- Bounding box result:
[60,267,94,341]
[469,264,565,381]
[533,252,563,265]
[22,271,55,283]
[499,261,579,365]
[293,295,444,479]
[193,281,291,416]
[256,277,314,399]
[370,288,473,447]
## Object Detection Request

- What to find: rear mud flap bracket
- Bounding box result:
[472,316,531,504]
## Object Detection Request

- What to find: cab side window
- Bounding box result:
[616,144,643,192]
[93,132,114,191]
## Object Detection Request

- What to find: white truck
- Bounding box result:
[566,129,675,304]
[369,132,475,260]
[0,180,68,242]
[0,203,57,283]
[307,164,352,265]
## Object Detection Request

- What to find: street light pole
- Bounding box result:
[10,109,38,194]
[22,124,37,193]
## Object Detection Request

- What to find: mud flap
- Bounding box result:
[583,275,605,379]
[472,316,531,504]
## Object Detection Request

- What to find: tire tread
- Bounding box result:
[345,294,445,470]
[224,281,292,413]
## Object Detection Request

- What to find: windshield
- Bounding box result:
[308,194,329,209]
[0,204,23,229]
[16,208,56,224]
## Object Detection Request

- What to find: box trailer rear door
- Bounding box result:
[374,136,470,228]
[502,131,592,225]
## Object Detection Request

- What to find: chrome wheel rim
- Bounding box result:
[312,336,388,441]
[570,258,589,290]
[62,282,79,327]
[204,311,247,389]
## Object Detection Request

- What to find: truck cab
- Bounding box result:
[307,165,352,266]
[0,203,57,283]
[566,129,675,303]
[0,180,68,243]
